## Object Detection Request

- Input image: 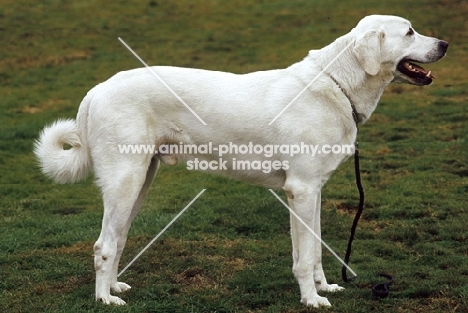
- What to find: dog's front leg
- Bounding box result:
[284,180,332,307]
[312,191,344,293]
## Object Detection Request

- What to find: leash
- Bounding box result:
[341,104,393,298]
[341,103,363,283]
[341,137,363,283]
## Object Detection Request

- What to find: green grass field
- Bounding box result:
[1,0,467,312]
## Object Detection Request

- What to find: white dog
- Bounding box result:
[34,15,447,307]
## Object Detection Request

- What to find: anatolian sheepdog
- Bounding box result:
[35,15,448,307]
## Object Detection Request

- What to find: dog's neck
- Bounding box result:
[328,74,361,125]
[306,35,395,123]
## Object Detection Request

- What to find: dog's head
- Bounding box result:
[352,15,448,86]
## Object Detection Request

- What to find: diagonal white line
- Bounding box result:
[118,189,206,277]
[118,37,207,126]
[268,40,354,125]
[269,189,357,278]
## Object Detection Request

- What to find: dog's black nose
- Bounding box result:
[439,40,449,54]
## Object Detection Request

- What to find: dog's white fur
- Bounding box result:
[35,15,447,307]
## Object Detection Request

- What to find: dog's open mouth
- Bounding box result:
[397,59,435,85]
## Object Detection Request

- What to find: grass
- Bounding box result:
[1,0,467,312]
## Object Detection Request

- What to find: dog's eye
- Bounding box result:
[406,28,414,36]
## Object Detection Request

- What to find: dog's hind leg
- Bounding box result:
[94,156,159,305]
[110,157,160,294]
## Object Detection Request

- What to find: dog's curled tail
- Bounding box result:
[34,118,91,184]
[34,93,93,184]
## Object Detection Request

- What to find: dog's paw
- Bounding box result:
[301,295,331,307]
[111,282,132,293]
[318,283,345,292]
[97,295,127,305]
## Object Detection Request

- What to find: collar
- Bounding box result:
[328,75,360,126]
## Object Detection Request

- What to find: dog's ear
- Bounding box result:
[353,30,382,76]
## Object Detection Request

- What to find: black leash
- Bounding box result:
[341,104,393,298]
[341,139,364,283]
[341,104,363,283]
[372,274,394,298]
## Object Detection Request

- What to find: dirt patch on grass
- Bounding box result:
[54,241,93,256]
[3,50,91,70]
[327,200,359,217]
[172,255,249,293]
[127,237,252,293]
[21,98,72,114]
[174,266,220,292]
